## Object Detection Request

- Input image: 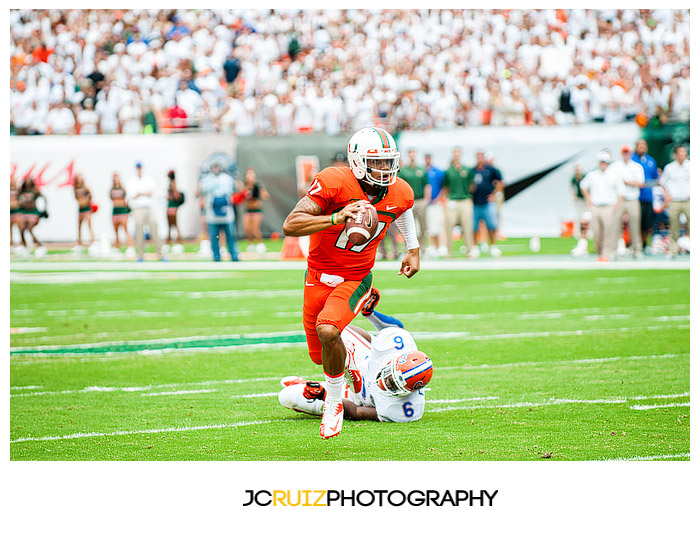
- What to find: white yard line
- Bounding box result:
[594,277,638,283]
[390,303,690,322]
[141,389,218,397]
[10,376,285,397]
[10,420,272,444]
[231,392,280,399]
[629,402,691,410]
[413,324,689,344]
[10,327,47,334]
[451,287,678,302]
[10,271,236,284]
[427,392,689,413]
[440,353,687,372]
[582,314,632,321]
[601,453,690,461]
[185,289,302,299]
[428,396,500,403]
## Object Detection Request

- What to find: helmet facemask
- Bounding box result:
[364,155,400,186]
[375,355,410,397]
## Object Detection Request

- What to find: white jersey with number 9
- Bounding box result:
[341,326,426,423]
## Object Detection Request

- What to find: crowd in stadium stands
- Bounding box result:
[10,9,690,136]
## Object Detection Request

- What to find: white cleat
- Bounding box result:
[319,398,344,439]
[278,382,325,416]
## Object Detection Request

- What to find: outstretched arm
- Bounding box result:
[342,399,378,421]
[394,209,420,278]
[282,195,368,237]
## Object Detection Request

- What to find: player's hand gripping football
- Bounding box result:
[399,248,420,278]
[336,200,370,225]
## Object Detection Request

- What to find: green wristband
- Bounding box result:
[331,213,336,225]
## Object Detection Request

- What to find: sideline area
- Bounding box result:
[10,256,690,272]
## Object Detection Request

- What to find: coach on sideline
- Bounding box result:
[580,151,624,262]
[126,162,165,262]
[607,144,645,258]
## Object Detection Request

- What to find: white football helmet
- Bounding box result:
[375,351,433,397]
[347,127,401,187]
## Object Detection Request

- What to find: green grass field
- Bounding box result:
[10,265,689,461]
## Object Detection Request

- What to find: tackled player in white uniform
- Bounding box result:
[278,296,433,424]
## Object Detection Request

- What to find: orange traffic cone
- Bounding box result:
[281,236,305,260]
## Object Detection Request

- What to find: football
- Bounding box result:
[345,203,378,246]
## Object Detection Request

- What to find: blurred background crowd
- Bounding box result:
[10,9,690,136]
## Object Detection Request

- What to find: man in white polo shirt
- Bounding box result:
[580,151,624,261]
[126,162,165,262]
[608,144,645,258]
[660,145,690,257]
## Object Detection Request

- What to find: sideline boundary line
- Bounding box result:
[10,420,272,443]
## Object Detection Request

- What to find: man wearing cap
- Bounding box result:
[660,145,690,258]
[631,139,661,251]
[199,160,240,262]
[126,162,165,262]
[470,148,503,257]
[608,145,645,258]
[579,151,624,261]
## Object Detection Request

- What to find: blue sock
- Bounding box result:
[366,310,404,330]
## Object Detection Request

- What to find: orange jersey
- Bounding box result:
[306,166,414,280]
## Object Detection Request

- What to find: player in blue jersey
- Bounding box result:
[631,139,661,250]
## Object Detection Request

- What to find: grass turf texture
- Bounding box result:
[10,268,689,461]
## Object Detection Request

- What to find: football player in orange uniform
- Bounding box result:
[283,126,420,439]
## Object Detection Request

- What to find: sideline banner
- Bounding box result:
[10,133,236,243]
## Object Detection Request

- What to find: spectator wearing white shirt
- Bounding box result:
[580,151,624,261]
[608,144,645,258]
[118,94,143,134]
[95,85,120,134]
[27,100,48,135]
[45,101,76,135]
[8,9,692,134]
[126,162,165,261]
[76,98,100,134]
[660,145,690,257]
